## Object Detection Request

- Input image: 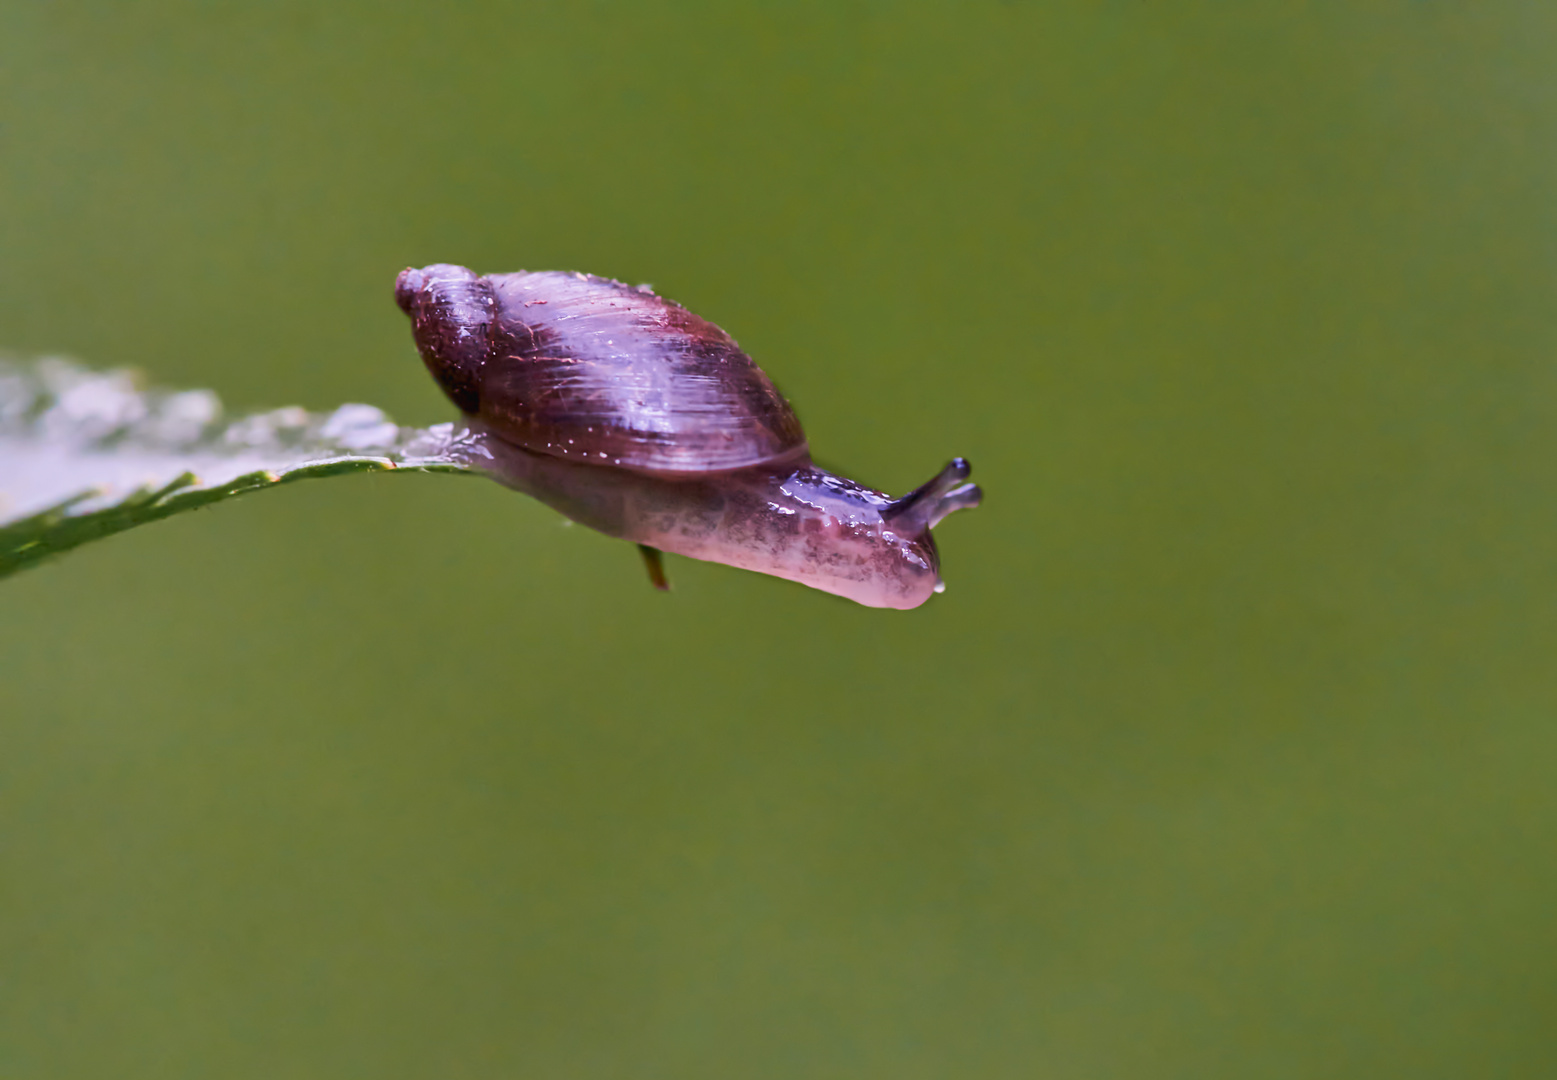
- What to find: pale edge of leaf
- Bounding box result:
[0,357,480,579]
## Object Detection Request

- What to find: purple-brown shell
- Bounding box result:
[395,264,808,474]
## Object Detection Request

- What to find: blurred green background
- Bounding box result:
[3,2,1556,1076]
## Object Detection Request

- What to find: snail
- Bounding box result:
[395,264,981,609]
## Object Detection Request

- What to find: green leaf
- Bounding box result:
[0,357,480,579]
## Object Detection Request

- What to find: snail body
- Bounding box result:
[395,264,980,609]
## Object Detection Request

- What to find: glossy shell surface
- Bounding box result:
[398,265,807,474]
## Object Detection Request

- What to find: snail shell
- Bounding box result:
[395,264,806,474]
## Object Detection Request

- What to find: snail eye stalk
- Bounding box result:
[884,458,982,534]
